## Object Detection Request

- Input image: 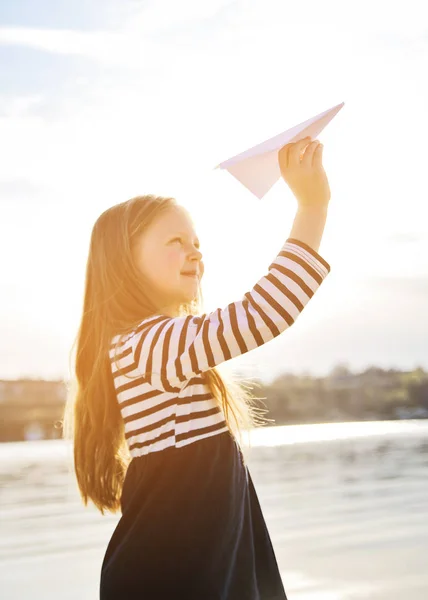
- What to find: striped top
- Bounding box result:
[109,237,331,459]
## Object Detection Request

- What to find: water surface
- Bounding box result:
[1,420,428,599]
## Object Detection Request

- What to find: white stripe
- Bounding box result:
[130,435,176,457]
[176,425,230,448]
[122,395,176,422]
[271,254,324,289]
[126,419,175,448]
[175,410,226,436]
[285,242,329,278]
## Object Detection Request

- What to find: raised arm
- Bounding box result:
[115,137,332,393]
[128,207,330,392]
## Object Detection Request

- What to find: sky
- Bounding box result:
[0,0,427,384]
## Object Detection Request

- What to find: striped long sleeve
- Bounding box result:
[128,238,330,393]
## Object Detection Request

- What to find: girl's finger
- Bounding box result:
[279,137,311,170]
[278,144,290,170]
[312,143,324,168]
[301,140,321,167]
[289,137,311,167]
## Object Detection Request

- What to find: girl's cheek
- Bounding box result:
[165,248,182,269]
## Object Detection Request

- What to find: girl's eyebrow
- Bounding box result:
[175,232,200,246]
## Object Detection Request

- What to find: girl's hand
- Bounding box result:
[278,136,331,210]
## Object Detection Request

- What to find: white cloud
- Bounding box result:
[120,0,239,33]
[0,1,427,378]
[0,26,168,68]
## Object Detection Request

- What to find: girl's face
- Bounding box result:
[132,205,204,316]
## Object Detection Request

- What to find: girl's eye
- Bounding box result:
[171,238,200,249]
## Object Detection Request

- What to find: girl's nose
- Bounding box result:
[191,246,203,261]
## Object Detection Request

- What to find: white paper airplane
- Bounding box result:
[215,101,345,199]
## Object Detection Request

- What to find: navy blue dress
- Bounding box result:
[100,429,287,599]
[99,237,331,599]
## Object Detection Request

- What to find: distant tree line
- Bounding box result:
[251,365,428,426]
[0,365,427,442]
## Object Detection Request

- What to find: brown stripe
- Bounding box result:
[229,302,248,354]
[269,263,314,299]
[112,361,138,380]
[177,391,213,405]
[175,315,193,383]
[109,345,132,364]
[175,404,222,425]
[146,319,170,385]
[274,250,323,285]
[119,387,163,410]
[216,307,230,360]
[123,397,176,428]
[129,428,175,452]
[109,316,166,352]
[265,271,304,312]
[255,280,294,327]
[202,315,215,368]
[133,315,168,338]
[134,320,165,365]
[286,237,331,272]
[115,374,148,395]
[175,419,228,444]
[245,288,279,338]
[159,323,179,392]
[188,315,205,377]
[242,298,263,346]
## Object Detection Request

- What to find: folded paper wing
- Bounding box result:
[215,101,345,199]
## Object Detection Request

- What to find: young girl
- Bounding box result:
[64,136,331,599]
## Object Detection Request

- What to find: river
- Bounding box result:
[1,420,428,599]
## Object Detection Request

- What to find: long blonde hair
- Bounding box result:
[62,194,273,515]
